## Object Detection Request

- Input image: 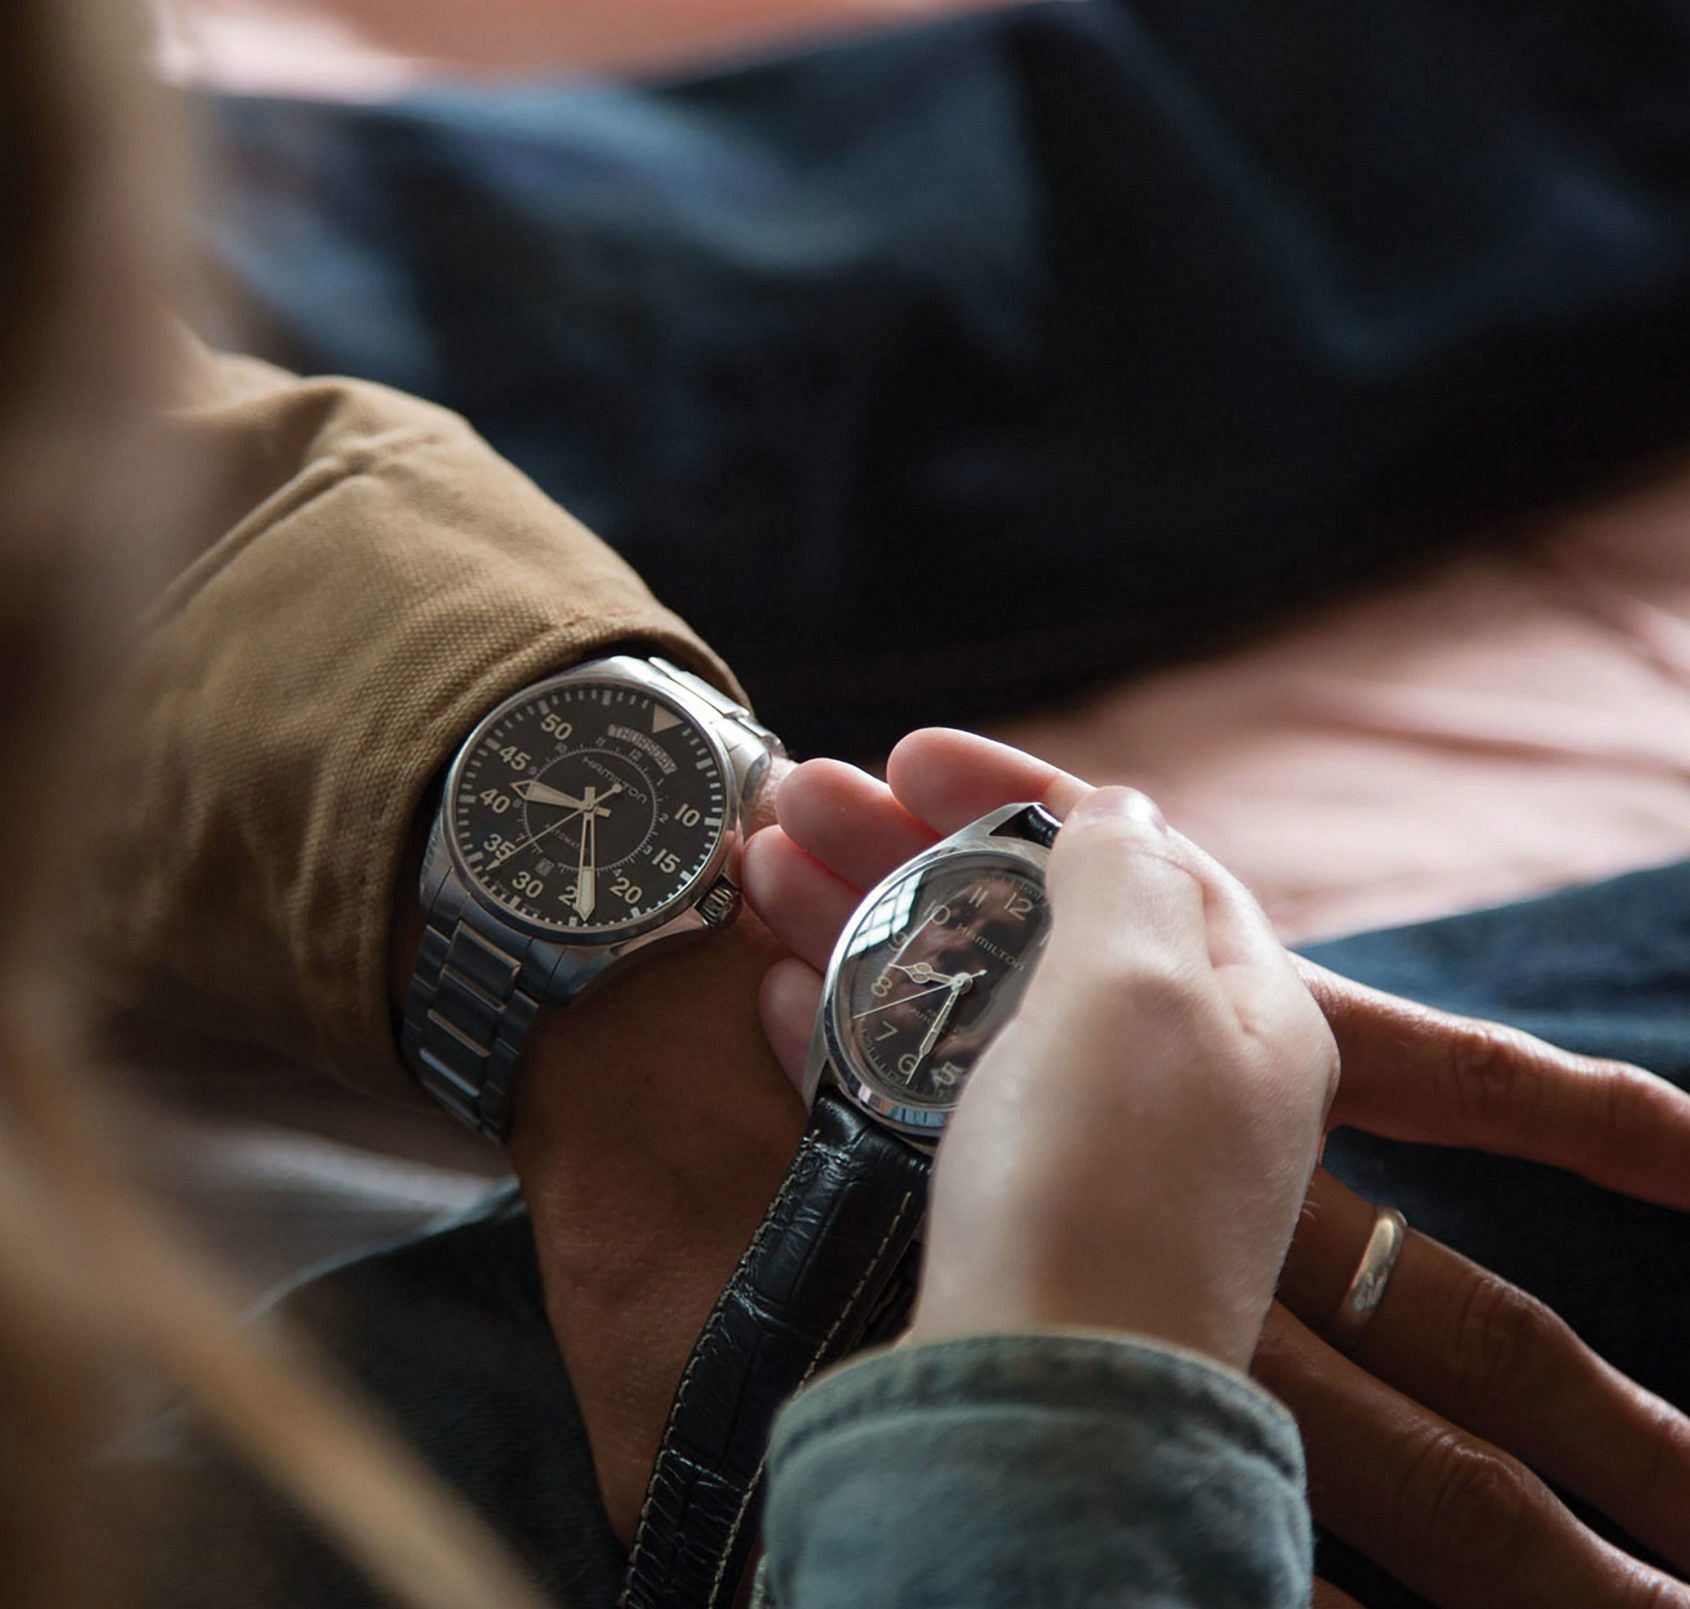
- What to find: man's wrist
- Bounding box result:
[507,903,805,1539]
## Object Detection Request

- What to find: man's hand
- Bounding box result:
[742,729,1690,1606]
[389,754,804,1543]
[505,759,805,1544]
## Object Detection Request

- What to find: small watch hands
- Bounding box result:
[910,971,972,1077]
[851,979,957,1020]
[491,780,624,868]
[851,967,986,1026]
[890,960,982,988]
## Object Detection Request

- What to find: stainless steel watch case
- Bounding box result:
[802,800,1058,1148]
[435,653,776,965]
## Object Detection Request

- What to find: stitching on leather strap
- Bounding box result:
[619,1131,822,1608]
[702,1184,919,1609]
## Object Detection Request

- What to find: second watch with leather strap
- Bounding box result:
[620,801,1060,1609]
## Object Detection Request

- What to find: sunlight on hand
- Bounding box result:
[151,0,1046,97]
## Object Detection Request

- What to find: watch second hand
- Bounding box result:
[851,978,957,1020]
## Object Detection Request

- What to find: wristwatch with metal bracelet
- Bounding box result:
[401,654,783,1141]
[619,802,1059,1609]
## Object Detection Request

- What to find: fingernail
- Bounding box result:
[1073,786,1168,835]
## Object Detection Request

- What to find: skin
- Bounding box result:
[899,783,1340,1371]
[503,765,808,1538]
[747,731,1690,1605]
[400,731,1690,1605]
[155,0,1009,88]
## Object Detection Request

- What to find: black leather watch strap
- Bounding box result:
[1006,801,1060,849]
[619,1090,930,1609]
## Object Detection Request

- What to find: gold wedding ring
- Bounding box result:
[1330,1206,1408,1352]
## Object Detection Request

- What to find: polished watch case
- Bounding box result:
[802,801,1057,1146]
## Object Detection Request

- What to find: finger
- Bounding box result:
[775,757,938,891]
[1177,838,1323,1055]
[884,726,1231,965]
[885,728,1092,831]
[740,827,860,972]
[744,752,794,836]
[887,730,1202,977]
[1300,961,1690,1212]
[1254,1304,1690,1609]
[759,958,823,1091]
[1039,788,1217,993]
[1281,1171,1690,1572]
[1312,1583,1366,1609]
[1162,845,1338,1116]
[890,732,1324,1061]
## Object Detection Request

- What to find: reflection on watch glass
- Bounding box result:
[834,853,1051,1111]
[448,680,725,935]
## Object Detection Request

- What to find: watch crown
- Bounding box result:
[699,876,741,928]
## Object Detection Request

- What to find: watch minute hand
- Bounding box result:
[574,789,598,919]
[911,974,969,1072]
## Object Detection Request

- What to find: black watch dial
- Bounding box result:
[447,677,727,936]
[831,850,1051,1117]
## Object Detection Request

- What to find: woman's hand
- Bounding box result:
[743,728,1690,1607]
[905,785,1337,1371]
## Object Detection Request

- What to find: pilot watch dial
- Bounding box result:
[831,850,1051,1122]
[447,678,727,937]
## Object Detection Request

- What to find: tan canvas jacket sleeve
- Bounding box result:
[97,338,740,1107]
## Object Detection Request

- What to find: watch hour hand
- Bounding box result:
[890,961,942,984]
[514,778,610,814]
[894,961,984,989]
[492,782,624,871]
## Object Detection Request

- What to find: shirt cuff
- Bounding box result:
[101,346,743,1107]
[763,1332,1311,1609]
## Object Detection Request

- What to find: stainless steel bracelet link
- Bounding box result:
[643,656,782,807]
[402,830,558,1139]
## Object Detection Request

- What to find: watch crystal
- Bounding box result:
[832,852,1050,1114]
[448,679,726,935]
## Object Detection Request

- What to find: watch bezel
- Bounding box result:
[441,657,738,946]
[817,811,1053,1141]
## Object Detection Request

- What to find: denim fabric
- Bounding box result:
[128,1193,626,1609]
[759,1333,1310,1609]
[131,858,1690,1605]
[197,2,1690,753]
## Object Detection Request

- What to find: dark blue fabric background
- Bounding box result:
[196,0,1690,753]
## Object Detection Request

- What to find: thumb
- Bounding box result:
[1041,786,1212,988]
